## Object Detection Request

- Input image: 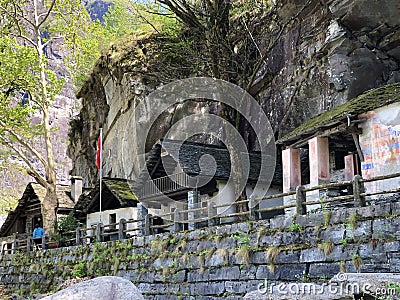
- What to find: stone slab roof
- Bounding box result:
[136,139,279,186]
[74,178,138,215]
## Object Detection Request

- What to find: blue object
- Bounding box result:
[32,227,45,238]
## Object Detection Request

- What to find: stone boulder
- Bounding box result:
[42,276,144,300]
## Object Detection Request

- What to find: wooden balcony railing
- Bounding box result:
[139,172,190,198]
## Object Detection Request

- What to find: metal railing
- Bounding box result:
[139,172,190,198]
[1,172,400,254]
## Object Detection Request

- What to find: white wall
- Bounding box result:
[86,207,138,235]
[137,180,283,225]
[246,184,283,219]
[214,181,236,223]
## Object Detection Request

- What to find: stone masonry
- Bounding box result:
[1,202,400,299]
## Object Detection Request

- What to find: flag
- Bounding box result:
[95,133,102,169]
[96,128,103,222]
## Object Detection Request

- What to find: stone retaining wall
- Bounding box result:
[1,202,400,299]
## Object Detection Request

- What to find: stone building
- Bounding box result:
[278,83,400,210]
[0,183,77,238]
[134,139,282,227]
[74,177,138,239]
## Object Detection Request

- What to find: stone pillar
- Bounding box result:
[344,154,355,181]
[309,137,330,184]
[309,137,330,203]
[282,147,301,216]
[188,190,200,230]
[137,203,148,236]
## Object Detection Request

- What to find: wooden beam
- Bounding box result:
[291,123,361,149]
[352,133,365,162]
[149,157,162,177]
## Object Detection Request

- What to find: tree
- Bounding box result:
[156,0,311,93]
[0,0,93,231]
[153,0,311,213]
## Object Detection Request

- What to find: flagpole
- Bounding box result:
[99,128,103,223]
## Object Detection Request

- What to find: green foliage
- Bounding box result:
[0,0,96,229]
[232,230,251,244]
[71,261,87,278]
[104,0,176,39]
[58,212,80,234]
[51,212,80,243]
[230,0,272,16]
[386,282,400,293]
[66,0,180,88]
[351,253,363,271]
[323,210,332,227]
[346,212,360,230]
[288,222,303,232]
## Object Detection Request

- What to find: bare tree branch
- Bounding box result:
[0,136,47,188]
[0,120,48,167]
[37,0,56,28]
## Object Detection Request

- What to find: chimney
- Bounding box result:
[71,176,83,202]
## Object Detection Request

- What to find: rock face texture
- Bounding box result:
[68,0,400,187]
[42,276,144,300]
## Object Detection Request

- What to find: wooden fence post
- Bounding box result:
[249,195,259,221]
[118,219,126,240]
[144,214,152,236]
[174,209,183,232]
[296,186,307,215]
[208,201,219,227]
[12,234,17,254]
[76,227,81,246]
[41,235,46,250]
[27,236,31,252]
[353,175,366,207]
[96,223,103,242]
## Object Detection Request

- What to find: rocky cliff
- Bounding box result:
[68,0,400,186]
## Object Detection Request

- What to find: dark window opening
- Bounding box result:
[334,151,347,170]
[354,153,362,176]
[300,148,310,185]
[109,213,116,230]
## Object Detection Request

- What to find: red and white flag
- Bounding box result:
[96,128,103,222]
[95,135,101,169]
[95,129,102,170]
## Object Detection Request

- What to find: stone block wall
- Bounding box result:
[1,202,400,299]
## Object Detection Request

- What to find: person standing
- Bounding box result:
[32,224,45,250]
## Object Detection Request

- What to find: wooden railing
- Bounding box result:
[1,172,399,254]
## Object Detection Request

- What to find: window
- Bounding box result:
[109,213,116,230]
[334,151,346,170]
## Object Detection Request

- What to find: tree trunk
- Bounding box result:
[41,185,58,233]
[34,0,58,233]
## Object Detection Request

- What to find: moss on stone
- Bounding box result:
[278,83,400,144]
[103,178,138,203]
